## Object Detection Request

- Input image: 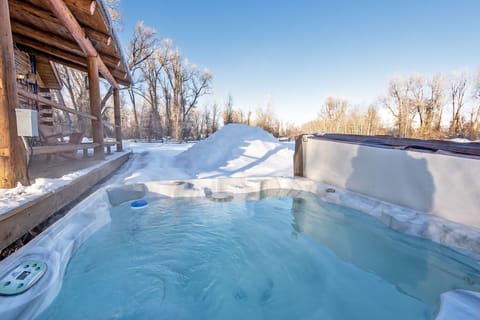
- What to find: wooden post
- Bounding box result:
[113,87,123,152]
[0,0,28,188]
[68,0,97,15]
[293,135,304,177]
[87,55,104,160]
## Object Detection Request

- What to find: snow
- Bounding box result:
[448,138,473,143]
[0,124,294,216]
[175,124,293,178]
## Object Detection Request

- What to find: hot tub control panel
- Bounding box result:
[0,261,47,296]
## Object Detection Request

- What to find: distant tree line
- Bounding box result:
[301,97,383,136]
[383,72,480,139]
[220,94,298,138]
[50,66,480,143]
[216,71,480,141]
[302,71,480,140]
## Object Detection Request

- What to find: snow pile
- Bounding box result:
[175,124,294,178]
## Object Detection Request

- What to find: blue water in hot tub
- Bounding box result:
[36,191,480,319]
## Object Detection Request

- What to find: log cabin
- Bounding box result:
[0,0,132,189]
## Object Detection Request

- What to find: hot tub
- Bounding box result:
[0,177,479,319]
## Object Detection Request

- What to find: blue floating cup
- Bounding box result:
[130,199,149,209]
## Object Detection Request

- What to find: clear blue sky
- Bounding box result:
[117,0,480,125]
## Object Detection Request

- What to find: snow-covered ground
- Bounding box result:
[0,124,294,215]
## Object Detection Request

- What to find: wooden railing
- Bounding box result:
[17,88,97,120]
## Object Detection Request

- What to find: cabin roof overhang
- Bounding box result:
[9,0,132,88]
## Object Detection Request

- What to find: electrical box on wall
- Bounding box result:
[15,109,39,137]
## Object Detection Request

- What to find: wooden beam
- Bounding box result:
[15,45,131,87]
[48,59,62,89]
[9,0,63,25]
[113,88,123,152]
[17,43,88,70]
[82,26,111,46]
[67,0,97,16]
[0,0,28,188]
[31,143,100,155]
[17,88,97,120]
[11,22,121,67]
[14,35,85,65]
[9,0,111,46]
[87,56,105,159]
[46,0,119,89]
[12,22,83,56]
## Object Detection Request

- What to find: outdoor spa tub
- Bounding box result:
[0,177,480,319]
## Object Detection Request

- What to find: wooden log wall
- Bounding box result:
[14,48,33,109]
[0,0,28,188]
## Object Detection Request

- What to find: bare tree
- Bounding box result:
[410,75,429,136]
[223,94,235,125]
[201,106,211,136]
[141,52,164,140]
[383,77,417,137]
[56,66,92,133]
[183,104,223,140]
[449,73,468,136]
[429,74,445,134]
[126,24,213,140]
[279,121,299,138]
[467,71,480,139]
[181,66,212,138]
[157,41,212,140]
[319,96,348,133]
[186,108,202,140]
[466,107,480,139]
[127,22,157,138]
[210,103,220,133]
[255,96,279,136]
[364,105,381,135]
